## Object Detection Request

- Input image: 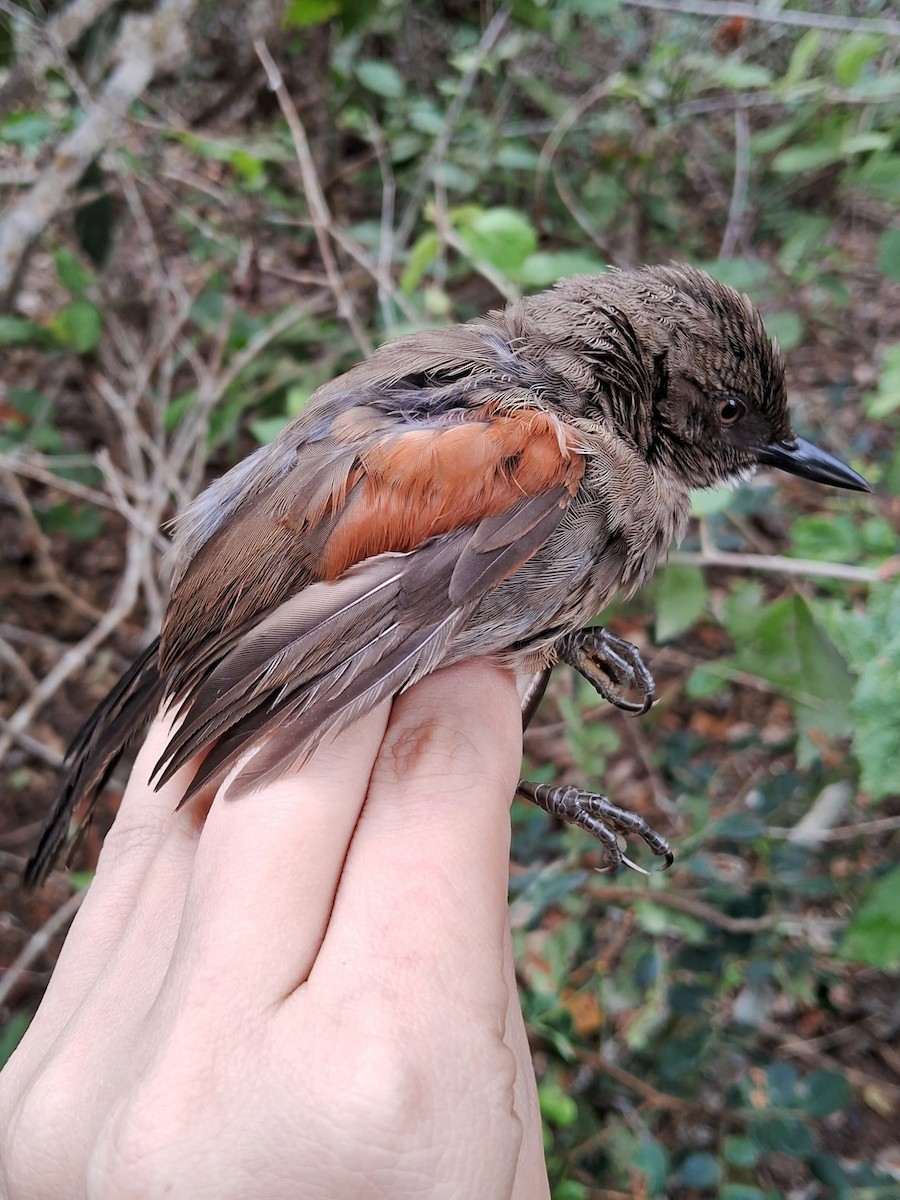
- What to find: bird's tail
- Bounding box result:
[24,638,164,887]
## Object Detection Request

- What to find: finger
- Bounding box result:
[160,699,392,1006]
[502,922,550,1199]
[307,660,522,1026]
[21,716,204,1041]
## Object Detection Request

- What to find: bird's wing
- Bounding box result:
[26,358,587,885]
[154,390,586,802]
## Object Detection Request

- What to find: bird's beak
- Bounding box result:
[757,437,871,493]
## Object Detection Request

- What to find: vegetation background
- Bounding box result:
[1,0,899,1195]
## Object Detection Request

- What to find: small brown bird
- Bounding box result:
[25,265,869,884]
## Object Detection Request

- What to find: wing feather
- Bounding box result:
[29,342,589,878]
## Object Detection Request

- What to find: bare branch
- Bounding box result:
[0,889,85,1011]
[0,717,65,768]
[621,0,900,37]
[0,465,105,623]
[766,814,900,842]
[395,8,511,250]
[254,39,373,357]
[0,511,148,771]
[672,548,880,585]
[719,105,751,260]
[0,0,200,299]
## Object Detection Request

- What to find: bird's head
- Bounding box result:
[532,264,870,494]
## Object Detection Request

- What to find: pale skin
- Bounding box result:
[0,662,550,1200]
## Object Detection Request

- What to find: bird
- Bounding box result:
[24,264,870,885]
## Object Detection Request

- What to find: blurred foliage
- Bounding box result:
[2,0,900,1196]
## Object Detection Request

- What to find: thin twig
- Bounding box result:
[672,548,880,584]
[264,212,422,325]
[0,515,147,770]
[0,466,105,623]
[536,77,616,212]
[621,0,900,37]
[0,452,118,514]
[254,39,372,356]
[0,717,65,767]
[766,814,900,841]
[0,639,38,691]
[575,1048,704,1113]
[366,114,399,331]
[591,883,779,933]
[719,105,751,260]
[0,623,69,656]
[395,8,511,250]
[0,889,85,1011]
[757,1019,900,1097]
[0,0,201,298]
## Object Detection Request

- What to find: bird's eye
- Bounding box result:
[719,396,745,425]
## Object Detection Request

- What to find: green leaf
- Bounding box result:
[283,0,339,27]
[721,1189,769,1200]
[772,143,844,175]
[356,60,405,99]
[764,311,804,352]
[0,1012,29,1070]
[50,300,102,353]
[538,1081,578,1127]
[401,230,440,293]
[632,1137,668,1195]
[8,388,52,419]
[689,487,735,518]
[713,60,773,90]
[53,247,94,295]
[800,1069,853,1118]
[750,1114,814,1157]
[832,33,884,88]
[776,214,832,274]
[655,565,708,643]
[517,250,607,288]
[559,0,620,15]
[0,315,50,346]
[0,110,54,152]
[457,207,538,275]
[863,344,900,419]
[791,514,860,563]
[792,595,854,752]
[696,258,769,292]
[845,582,900,801]
[721,580,766,642]
[782,29,821,87]
[877,228,900,282]
[841,866,900,969]
[36,502,104,541]
[685,665,728,700]
[723,1136,759,1168]
[860,516,897,558]
[676,1152,719,1189]
[809,1155,852,1193]
[250,415,292,445]
[230,150,267,188]
[552,1183,588,1200]
[841,132,890,157]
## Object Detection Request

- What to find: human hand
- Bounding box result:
[0,661,549,1200]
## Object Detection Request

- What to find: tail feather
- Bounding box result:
[24,639,164,886]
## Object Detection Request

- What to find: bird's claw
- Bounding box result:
[517,779,673,873]
[557,627,655,715]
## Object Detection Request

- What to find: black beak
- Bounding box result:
[757,436,871,493]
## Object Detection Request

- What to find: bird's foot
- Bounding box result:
[557,627,655,715]
[517,779,673,874]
